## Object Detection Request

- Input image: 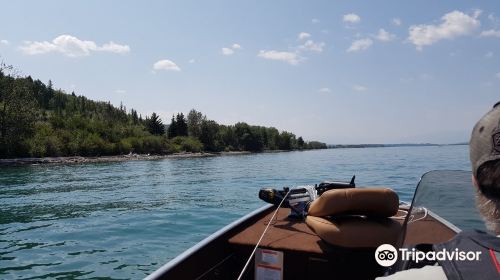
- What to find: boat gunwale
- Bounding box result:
[424,209,461,233]
[144,204,273,280]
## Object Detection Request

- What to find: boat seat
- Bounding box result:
[306,188,402,248]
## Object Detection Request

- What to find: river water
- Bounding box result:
[0,145,470,279]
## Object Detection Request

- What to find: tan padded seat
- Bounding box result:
[306,215,402,247]
[308,188,399,217]
[306,188,401,248]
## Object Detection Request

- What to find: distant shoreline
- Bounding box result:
[0,151,253,167]
[0,144,468,167]
[327,143,468,149]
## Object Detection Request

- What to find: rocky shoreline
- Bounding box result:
[0,151,253,167]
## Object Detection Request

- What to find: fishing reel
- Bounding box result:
[258,176,355,219]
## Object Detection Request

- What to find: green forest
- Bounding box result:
[0,65,327,158]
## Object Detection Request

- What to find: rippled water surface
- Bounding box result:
[0,146,470,279]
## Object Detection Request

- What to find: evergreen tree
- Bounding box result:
[176,113,188,136]
[297,136,305,149]
[167,115,177,138]
[146,112,165,135]
[131,109,139,124]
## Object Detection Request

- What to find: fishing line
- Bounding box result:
[236,188,291,280]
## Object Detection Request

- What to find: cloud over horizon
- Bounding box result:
[19,34,130,57]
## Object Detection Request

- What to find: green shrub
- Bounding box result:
[79,133,106,156]
[29,123,63,157]
[171,136,203,153]
[142,135,165,154]
[118,138,133,154]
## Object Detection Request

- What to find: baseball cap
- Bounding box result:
[470,101,500,177]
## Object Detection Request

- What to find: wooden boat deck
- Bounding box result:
[226,207,457,279]
[228,207,456,253]
[148,205,458,280]
[228,208,330,254]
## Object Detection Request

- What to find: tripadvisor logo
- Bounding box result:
[375,244,482,267]
[375,244,398,267]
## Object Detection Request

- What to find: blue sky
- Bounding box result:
[0,0,499,144]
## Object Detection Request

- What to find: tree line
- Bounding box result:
[0,65,326,158]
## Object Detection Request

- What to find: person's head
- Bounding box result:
[470,101,500,234]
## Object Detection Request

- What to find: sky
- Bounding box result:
[0,0,499,144]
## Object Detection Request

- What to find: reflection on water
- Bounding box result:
[0,146,470,279]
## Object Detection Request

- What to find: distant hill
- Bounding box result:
[327,143,468,149]
[0,66,326,158]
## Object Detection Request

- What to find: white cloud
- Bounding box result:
[299,40,325,52]
[298,32,311,40]
[100,42,130,54]
[258,34,323,66]
[347,38,373,52]
[19,34,130,57]
[408,10,481,50]
[221,43,242,55]
[375,28,396,42]
[312,18,320,24]
[257,50,301,65]
[0,39,9,45]
[352,85,367,91]
[343,13,361,24]
[188,59,196,63]
[392,18,402,26]
[318,87,331,93]
[114,89,126,94]
[221,47,234,55]
[153,59,181,71]
[480,29,500,38]
[485,51,493,58]
[296,33,325,52]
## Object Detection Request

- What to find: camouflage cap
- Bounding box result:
[470,101,500,177]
